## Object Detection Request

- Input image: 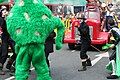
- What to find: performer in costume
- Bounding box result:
[78,14,92,71]
[6,0,65,80]
[105,19,120,79]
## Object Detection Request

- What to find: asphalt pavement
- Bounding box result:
[0,44,119,80]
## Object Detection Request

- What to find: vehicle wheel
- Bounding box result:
[68,43,75,50]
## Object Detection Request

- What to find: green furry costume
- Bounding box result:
[6,0,65,80]
[0,0,3,3]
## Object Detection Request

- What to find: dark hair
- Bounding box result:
[108,18,115,26]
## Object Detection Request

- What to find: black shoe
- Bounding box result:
[86,58,92,66]
[78,66,87,71]
[107,75,119,79]
[78,61,87,71]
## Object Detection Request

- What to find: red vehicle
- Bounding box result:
[64,4,110,49]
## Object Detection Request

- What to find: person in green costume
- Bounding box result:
[105,19,120,79]
[6,0,65,80]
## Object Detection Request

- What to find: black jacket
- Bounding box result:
[78,21,91,44]
[44,31,56,54]
[111,27,120,46]
[0,17,10,40]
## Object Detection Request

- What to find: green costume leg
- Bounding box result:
[31,44,52,80]
[106,61,113,72]
[115,42,120,77]
[15,45,31,80]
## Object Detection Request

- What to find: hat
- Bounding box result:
[77,13,86,20]
[79,14,86,20]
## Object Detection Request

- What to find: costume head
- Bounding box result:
[6,0,64,48]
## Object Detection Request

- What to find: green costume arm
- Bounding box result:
[53,17,65,50]
[15,44,20,54]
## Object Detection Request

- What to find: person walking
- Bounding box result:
[0,9,9,75]
[106,19,120,79]
[78,14,92,71]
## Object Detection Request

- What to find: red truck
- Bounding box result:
[64,3,110,49]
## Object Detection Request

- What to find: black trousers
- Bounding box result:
[45,52,50,67]
[0,37,16,65]
[8,39,16,62]
[0,36,9,65]
[80,43,90,59]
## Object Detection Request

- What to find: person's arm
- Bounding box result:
[110,30,120,48]
[114,34,120,46]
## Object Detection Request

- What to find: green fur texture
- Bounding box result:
[0,0,3,3]
[6,0,65,80]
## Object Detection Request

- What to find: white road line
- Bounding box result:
[91,52,109,66]
[5,76,15,80]
[5,68,35,80]
[91,56,102,66]
[71,50,75,52]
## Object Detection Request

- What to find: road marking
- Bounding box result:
[91,52,109,66]
[5,68,35,80]
[91,56,102,66]
[5,76,15,80]
[71,50,75,52]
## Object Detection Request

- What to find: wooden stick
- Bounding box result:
[90,45,102,52]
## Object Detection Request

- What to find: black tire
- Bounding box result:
[68,43,75,50]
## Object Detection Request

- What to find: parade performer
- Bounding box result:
[105,19,120,79]
[78,14,92,71]
[6,0,65,80]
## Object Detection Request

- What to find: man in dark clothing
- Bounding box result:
[0,7,16,75]
[78,14,92,71]
[45,31,56,67]
[0,15,9,75]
